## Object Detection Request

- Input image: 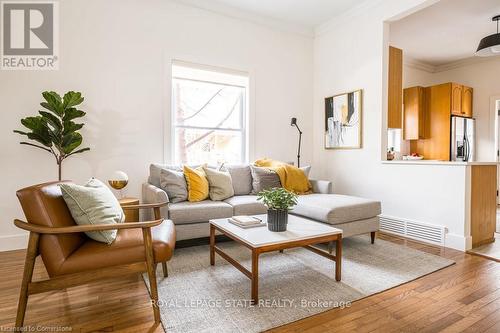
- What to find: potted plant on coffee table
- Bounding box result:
[257,187,298,232]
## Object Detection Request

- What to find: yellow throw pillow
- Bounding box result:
[183,165,209,202]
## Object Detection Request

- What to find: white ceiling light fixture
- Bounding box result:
[476,15,500,57]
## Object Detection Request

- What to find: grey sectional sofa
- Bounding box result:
[142,164,381,243]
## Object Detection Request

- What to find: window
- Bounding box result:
[171,62,248,165]
[387,128,402,152]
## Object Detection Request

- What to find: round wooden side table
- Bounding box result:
[119,197,140,222]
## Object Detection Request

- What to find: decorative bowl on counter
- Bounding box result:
[403,155,424,160]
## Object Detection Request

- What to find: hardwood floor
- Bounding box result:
[468,233,500,263]
[0,233,499,332]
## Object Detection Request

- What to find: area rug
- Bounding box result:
[143,236,454,333]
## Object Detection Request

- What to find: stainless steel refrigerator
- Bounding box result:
[451,116,475,161]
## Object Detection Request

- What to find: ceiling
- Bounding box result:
[175,0,365,33]
[390,0,500,67]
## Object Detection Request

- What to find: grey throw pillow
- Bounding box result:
[60,178,125,244]
[225,165,253,195]
[160,168,188,203]
[250,166,282,194]
[149,163,182,187]
[203,167,234,201]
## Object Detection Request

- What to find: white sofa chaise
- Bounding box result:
[142,164,381,243]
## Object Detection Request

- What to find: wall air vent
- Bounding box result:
[379,215,446,246]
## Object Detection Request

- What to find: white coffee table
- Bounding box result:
[209,214,342,303]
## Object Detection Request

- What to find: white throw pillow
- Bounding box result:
[60,178,125,244]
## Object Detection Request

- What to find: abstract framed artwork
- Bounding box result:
[324,89,362,149]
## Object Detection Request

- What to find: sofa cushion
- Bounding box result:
[282,163,311,178]
[149,163,217,188]
[203,166,234,201]
[254,159,311,194]
[250,166,281,194]
[300,165,311,178]
[168,200,233,225]
[59,220,176,275]
[291,194,381,225]
[224,195,267,216]
[159,168,188,203]
[149,164,182,188]
[184,166,209,202]
[60,178,125,244]
[225,165,253,195]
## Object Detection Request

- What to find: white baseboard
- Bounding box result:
[0,233,28,252]
[445,233,470,251]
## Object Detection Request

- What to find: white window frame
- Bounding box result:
[170,61,249,165]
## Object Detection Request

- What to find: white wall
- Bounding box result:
[403,58,500,161]
[0,0,313,250]
[313,0,471,250]
[403,65,434,88]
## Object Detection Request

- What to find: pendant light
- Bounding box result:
[476,15,500,57]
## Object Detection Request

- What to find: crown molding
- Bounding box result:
[404,56,437,73]
[171,0,315,38]
[314,0,385,37]
[435,56,500,72]
[405,54,500,73]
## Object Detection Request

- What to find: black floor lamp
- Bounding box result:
[290,117,302,167]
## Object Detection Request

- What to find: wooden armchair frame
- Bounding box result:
[14,202,168,328]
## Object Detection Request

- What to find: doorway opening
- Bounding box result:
[468,98,500,261]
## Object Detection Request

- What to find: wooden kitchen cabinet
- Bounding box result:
[462,86,473,118]
[451,83,462,116]
[420,84,452,160]
[408,82,474,160]
[471,165,497,248]
[451,83,473,118]
[388,46,403,128]
[403,86,427,140]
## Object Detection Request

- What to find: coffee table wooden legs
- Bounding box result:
[303,235,342,282]
[210,224,215,266]
[335,236,342,281]
[210,224,260,302]
[251,250,259,303]
[209,223,342,303]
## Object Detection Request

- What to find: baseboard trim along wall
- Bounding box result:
[445,233,471,252]
[0,233,28,252]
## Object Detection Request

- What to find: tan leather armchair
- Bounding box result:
[14,181,176,328]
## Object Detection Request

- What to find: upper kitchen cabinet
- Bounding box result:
[461,86,473,118]
[450,83,473,118]
[403,86,427,140]
[451,83,462,116]
[409,82,474,161]
[414,83,452,161]
[388,46,403,128]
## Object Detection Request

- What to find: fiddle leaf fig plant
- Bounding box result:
[14,91,90,180]
[257,187,298,211]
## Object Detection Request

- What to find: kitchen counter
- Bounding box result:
[382,159,497,250]
[382,160,498,166]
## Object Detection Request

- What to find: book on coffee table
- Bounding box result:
[231,216,262,224]
[228,216,265,229]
